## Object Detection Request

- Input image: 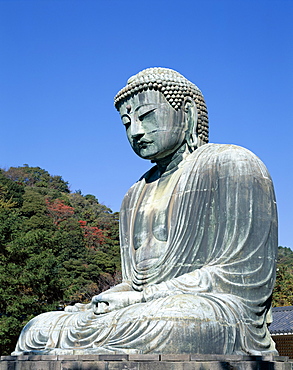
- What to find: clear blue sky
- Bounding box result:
[0,0,292,248]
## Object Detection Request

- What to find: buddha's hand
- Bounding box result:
[91,290,144,315]
[64,302,92,312]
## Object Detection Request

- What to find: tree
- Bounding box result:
[2,166,70,193]
[272,246,293,307]
[78,220,105,250]
[46,198,75,225]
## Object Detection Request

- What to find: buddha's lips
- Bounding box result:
[137,140,153,148]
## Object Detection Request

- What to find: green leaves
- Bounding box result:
[1,166,70,193]
[272,246,293,307]
[0,165,120,354]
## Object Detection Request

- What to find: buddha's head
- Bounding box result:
[114,67,208,162]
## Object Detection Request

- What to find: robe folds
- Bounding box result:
[13,143,278,355]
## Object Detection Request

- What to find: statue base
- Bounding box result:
[0,354,292,369]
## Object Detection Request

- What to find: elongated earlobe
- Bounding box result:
[187,132,198,150]
[184,99,198,151]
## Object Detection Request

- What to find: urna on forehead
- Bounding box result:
[114,67,209,144]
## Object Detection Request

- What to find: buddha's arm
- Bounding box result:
[72,273,207,314]
[90,267,213,313]
[88,272,209,313]
[142,268,213,301]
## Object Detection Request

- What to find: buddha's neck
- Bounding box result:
[153,143,191,176]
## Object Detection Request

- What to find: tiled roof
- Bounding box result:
[269,306,293,334]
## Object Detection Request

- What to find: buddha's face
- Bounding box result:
[119,90,187,161]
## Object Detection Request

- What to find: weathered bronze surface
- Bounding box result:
[13,68,278,356]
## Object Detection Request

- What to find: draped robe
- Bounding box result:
[13,143,278,355]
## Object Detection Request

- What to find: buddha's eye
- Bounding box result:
[138,107,157,121]
[121,116,131,129]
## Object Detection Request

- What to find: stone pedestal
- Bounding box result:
[1,354,292,370]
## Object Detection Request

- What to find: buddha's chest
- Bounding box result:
[132,171,180,269]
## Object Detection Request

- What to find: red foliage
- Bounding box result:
[46,198,74,225]
[78,220,105,250]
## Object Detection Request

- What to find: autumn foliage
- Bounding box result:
[78,220,105,249]
[46,198,75,225]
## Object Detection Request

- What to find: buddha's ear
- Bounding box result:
[184,98,198,151]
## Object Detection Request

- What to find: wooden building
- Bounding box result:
[269,306,293,358]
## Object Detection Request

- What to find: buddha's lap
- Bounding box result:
[16,293,241,354]
[25,293,237,335]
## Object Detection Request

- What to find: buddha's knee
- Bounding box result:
[149,293,231,321]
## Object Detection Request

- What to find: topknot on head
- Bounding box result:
[114,67,209,144]
[127,67,194,85]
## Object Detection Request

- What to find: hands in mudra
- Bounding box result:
[91,290,144,314]
[64,289,144,314]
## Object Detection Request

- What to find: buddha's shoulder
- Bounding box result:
[187,143,270,177]
[192,143,263,162]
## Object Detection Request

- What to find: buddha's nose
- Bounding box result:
[131,120,144,139]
